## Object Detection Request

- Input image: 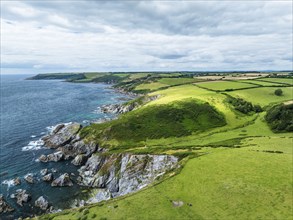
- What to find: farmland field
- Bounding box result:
[228,87,293,107]
[195,81,258,91]
[256,78,293,85]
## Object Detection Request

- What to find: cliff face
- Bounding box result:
[78,154,178,202]
[39,123,179,204]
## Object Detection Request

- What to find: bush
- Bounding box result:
[265,103,293,132]
[274,89,283,96]
[226,96,262,114]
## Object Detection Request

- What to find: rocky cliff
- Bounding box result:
[78,153,178,202]
[39,123,178,204]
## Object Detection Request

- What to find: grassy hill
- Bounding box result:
[32,72,292,220]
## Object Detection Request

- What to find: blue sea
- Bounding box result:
[0,74,131,219]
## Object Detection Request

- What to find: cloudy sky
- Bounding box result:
[1,0,292,74]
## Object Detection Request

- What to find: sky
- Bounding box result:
[1,0,292,74]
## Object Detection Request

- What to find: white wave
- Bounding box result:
[22,139,44,151]
[30,135,37,138]
[2,179,16,187]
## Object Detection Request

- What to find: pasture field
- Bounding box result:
[237,79,283,86]
[228,87,293,107]
[158,77,201,86]
[256,78,293,85]
[134,82,168,91]
[195,81,257,91]
[43,136,292,220]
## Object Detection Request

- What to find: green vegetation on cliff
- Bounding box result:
[81,99,226,143]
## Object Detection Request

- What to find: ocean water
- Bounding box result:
[0,74,131,219]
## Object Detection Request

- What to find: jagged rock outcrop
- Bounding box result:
[13,177,21,185]
[51,173,73,187]
[42,173,53,182]
[11,189,31,206]
[24,174,34,184]
[101,95,160,114]
[35,196,49,210]
[41,123,98,161]
[47,151,64,162]
[0,194,14,213]
[78,153,178,201]
[58,138,98,158]
[87,189,112,203]
[42,123,82,148]
[71,154,87,166]
[40,169,48,176]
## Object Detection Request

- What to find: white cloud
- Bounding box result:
[0,1,292,74]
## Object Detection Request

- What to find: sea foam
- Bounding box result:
[22,139,44,151]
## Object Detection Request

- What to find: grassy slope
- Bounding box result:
[39,78,293,220]
[45,137,292,220]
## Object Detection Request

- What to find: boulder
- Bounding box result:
[51,173,73,187]
[13,189,31,206]
[24,174,34,184]
[35,196,49,210]
[71,154,87,166]
[47,151,64,162]
[42,173,53,182]
[42,123,81,148]
[40,169,48,176]
[0,194,14,213]
[13,177,21,185]
[39,154,48,163]
[52,124,65,134]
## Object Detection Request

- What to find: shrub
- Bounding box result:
[274,89,283,96]
[265,103,293,132]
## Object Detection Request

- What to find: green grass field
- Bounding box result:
[228,87,293,107]
[256,78,293,85]
[238,79,283,86]
[195,81,258,91]
[158,77,200,85]
[37,75,293,220]
[42,136,292,220]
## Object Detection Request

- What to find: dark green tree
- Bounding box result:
[274,89,283,96]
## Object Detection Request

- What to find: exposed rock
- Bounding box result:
[52,124,65,134]
[24,174,34,184]
[172,200,184,207]
[13,177,21,185]
[71,154,87,166]
[42,123,82,148]
[51,173,73,187]
[100,95,160,114]
[0,194,14,213]
[47,151,64,162]
[87,189,111,204]
[42,173,53,182]
[13,189,31,206]
[79,154,178,200]
[35,196,49,210]
[40,169,48,176]
[59,139,98,158]
[39,154,48,163]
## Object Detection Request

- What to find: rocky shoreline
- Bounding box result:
[0,94,178,218]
